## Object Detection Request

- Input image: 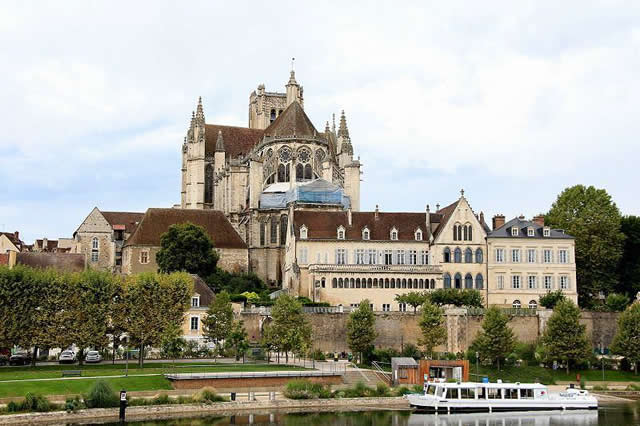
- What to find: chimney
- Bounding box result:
[436,203,440,211]
[347,208,352,226]
[426,205,431,240]
[479,212,485,224]
[42,237,48,252]
[14,231,19,240]
[492,214,505,230]
[533,215,545,227]
[374,205,379,220]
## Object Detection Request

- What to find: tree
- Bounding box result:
[161,322,186,367]
[225,320,249,361]
[539,290,566,309]
[618,216,640,297]
[471,306,515,370]
[541,299,591,374]
[611,303,640,374]
[395,292,428,314]
[346,299,378,364]
[606,293,630,312]
[418,301,447,358]
[545,185,625,307]
[427,288,484,308]
[156,222,219,277]
[120,272,193,366]
[202,290,234,357]
[264,294,312,363]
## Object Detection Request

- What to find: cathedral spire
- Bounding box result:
[332,113,336,133]
[325,121,330,134]
[215,130,225,152]
[190,111,195,129]
[195,97,205,126]
[338,110,350,139]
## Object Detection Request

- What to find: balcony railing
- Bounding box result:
[308,264,442,274]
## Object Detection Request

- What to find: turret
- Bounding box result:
[337,110,353,167]
[214,130,226,173]
[286,70,303,107]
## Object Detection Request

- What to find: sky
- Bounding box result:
[1,1,639,243]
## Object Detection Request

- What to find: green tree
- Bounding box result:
[539,290,566,309]
[606,293,630,312]
[471,306,515,370]
[618,216,640,297]
[346,299,378,364]
[541,299,591,374]
[202,290,234,357]
[156,222,219,277]
[160,322,186,367]
[395,292,428,314]
[265,294,312,363]
[226,320,250,361]
[545,185,625,306]
[418,301,447,358]
[427,288,484,308]
[120,272,193,366]
[611,302,640,374]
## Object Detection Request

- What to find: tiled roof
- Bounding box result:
[488,217,573,239]
[101,211,145,234]
[191,274,215,307]
[205,125,264,159]
[432,200,460,239]
[293,210,441,241]
[263,101,319,138]
[0,232,22,250]
[16,253,85,272]
[124,208,247,249]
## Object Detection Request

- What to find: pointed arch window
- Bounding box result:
[453,225,458,241]
[280,215,288,246]
[260,222,266,246]
[467,225,473,241]
[475,248,483,263]
[465,273,473,289]
[277,164,286,182]
[304,164,312,180]
[204,164,214,204]
[443,273,451,288]
[464,248,473,263]
[463,225,468,241]
[475,274,484,289]
[300,225,308,240]
[270,109,276,123]
[270,216,278,244]
[296,163,304,181]
[454,273,462,289]
[443,247,451,263]
[454,247,462,263]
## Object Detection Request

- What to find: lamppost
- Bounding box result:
[600,341,605,381]
[475,351,479,381]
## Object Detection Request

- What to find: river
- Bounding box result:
[98,401,640,425]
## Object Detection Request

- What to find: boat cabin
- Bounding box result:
[425,382,548,401]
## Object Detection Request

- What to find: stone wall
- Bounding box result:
[241,309,619,354]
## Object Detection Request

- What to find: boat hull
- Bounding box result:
[406,394,598,413]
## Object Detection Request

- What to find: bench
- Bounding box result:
[62,370,82,377]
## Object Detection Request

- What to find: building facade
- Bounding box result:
[0,232,23,253]
[486,215,578,307]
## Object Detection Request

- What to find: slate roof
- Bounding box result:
[488,217,573,239]
[294,210,441,241]
[101,211,145,234]
[124,208,247,249]
[263,101,319,138]
[191,274,215,307]
[204,124,264,159]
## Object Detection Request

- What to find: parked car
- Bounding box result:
[58,350,77,364]
[0,355,7,366]
[84,351,102,363]
[9,353,32,366]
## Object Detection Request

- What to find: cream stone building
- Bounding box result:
[181,275,216,342]
[486,215,578,307]
[180,71,361,286]
[0,232,23,253]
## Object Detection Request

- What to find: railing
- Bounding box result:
[371,361,392,384]
[309,264,443,274]
[241,306,352,315]
[467,307,538,316]
[165,370,343,380]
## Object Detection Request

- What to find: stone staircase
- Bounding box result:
[342,369,390,386]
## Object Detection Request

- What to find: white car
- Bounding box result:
[85,350,102,363]
[58,350,76,364]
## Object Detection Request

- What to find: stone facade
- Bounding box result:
[0,232,22,253]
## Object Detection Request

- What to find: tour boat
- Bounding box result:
[406,380,598,413]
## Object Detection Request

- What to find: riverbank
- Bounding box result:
[0,396,409,424]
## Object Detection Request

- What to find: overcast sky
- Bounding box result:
[1,1,639,243]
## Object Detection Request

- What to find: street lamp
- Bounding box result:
[475,352,479,381]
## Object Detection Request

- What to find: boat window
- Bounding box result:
[447,388,460,399]
[426,385,436,395]
[520,388,534,399]
[477,387,486,399]
[504,388,519,399]
[439,387,446,397]
[460,388,475,399]
[487,388,501,399]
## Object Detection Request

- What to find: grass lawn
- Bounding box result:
[475,364,640,385]
[0,362,304,381]
[0,362,307,398]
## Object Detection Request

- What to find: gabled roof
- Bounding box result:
[124,208,247,249]
[488,217,573,239]
[432,200,460,239]
[101,211,145,234]
[263,101,319,138]
[0,232,23,250]
[293,210,441,241]
[204,125,264,159]
[191,274,215,307]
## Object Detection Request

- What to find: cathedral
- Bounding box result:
[181,71,362,285]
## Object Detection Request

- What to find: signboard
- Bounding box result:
[120,391,127,402]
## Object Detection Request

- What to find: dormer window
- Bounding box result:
[527,227,535,237]
[337,226,345,240]
[300,225,308,240]
[543,227,551,237]
[362,227,370,240]
[191,295,200,308]
[511,227,519,237]
[415,229,423,241]
[390,227,398,241]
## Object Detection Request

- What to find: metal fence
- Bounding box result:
[467,307,538,316]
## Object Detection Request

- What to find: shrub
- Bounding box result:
[196,387,225,403]
[411,384,424,393]
[176,395,194,404]
[393,386,412,396]
[401,343,421,359]
[128,398,150,407]
[592,384,609,391]
[539,290,566,309]
[374,382,390,397]
[85,380,119,408]
[605,293,630,312]
[514,342,537,363]
[283,380,330,399]
[371,347,400,364]
[310,349,326,361]
[580,379,587,390]
[152,393,172,405]
[25,392,52,412]
[7,401,22,412]
[65,395,86,413]
[343,381,371,398]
